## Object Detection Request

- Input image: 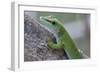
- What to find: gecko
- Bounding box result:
[40,15,84,59]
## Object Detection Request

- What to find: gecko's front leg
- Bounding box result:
[47,37,63,49]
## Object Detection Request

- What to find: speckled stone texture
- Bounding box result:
[24,14,67,62]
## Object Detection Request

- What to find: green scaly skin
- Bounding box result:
[40,15,82,59]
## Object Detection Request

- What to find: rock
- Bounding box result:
[24,14,67,61]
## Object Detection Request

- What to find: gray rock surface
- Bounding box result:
[24,14,67,62]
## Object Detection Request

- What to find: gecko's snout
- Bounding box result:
[40,16,48,21]
[40,16,44,20]
[40,16,52,23]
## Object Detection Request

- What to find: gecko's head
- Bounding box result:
[40,15,62,32]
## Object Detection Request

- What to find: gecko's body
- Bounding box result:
[40,15,83,59]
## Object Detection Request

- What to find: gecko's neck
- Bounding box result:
[58,24,66,37]
[55,19,66,36]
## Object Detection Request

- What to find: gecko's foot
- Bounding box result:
[47,37,53,43]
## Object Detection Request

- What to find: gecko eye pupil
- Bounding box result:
[52,21,55,25]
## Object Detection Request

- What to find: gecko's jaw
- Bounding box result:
[40,17,52,24]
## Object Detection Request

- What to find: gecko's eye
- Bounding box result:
[52,21,56,25]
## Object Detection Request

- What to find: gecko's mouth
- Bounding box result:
[45,19,52,23]
[40,16,53,24]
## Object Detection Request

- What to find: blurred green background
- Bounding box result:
[24,11,90,57]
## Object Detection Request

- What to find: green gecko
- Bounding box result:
[40,15,83,59]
